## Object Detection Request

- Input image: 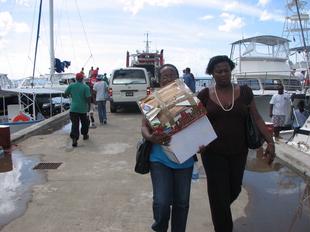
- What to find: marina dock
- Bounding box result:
[0,106,310,231]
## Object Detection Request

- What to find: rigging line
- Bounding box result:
[64,0,78,68]
[24,0,39,77]
[82,55,93,68]
[74,0,95,65]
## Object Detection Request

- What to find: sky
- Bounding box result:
[0,0,305,79]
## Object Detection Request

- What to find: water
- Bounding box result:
[196,149,310,231]
[237,150,310,232]
[0,149,45,228]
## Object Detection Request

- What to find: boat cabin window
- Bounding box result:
[236,79,260,90]
[112,69,146,85]
[261,79,281,90]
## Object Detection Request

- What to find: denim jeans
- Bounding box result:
[150,162,193,232]
[70,112,89,140]
[97,100,107,123]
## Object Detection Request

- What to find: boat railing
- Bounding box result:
[233,71,302,92]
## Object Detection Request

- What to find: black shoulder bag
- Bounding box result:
[246,107,265,149]
[134,139,152,174]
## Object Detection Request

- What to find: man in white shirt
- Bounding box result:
[93,75,108,125]
[269,84,291,139]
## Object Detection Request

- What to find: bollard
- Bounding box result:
[0,125,11,149]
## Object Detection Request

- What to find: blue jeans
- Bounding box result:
[150,162,193,232]
[96,100,107,123]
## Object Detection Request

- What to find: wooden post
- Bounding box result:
[0,125,11,149]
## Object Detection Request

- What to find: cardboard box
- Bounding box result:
[138,79,207,135]
[138,80,217,163]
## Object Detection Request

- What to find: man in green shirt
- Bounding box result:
[65,72,91,147]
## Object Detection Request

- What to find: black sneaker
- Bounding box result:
[83,134,89,140]
[104,120,107,124]
[72,138,78,147]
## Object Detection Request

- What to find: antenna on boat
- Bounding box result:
[144,32,151,53]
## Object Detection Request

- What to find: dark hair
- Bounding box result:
[206,55,235,75]
[158,64,179,79]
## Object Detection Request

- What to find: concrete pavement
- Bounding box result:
[2,108,249,232]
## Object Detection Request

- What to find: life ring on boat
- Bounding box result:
[12,112,30,122]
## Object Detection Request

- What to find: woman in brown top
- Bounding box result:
[197,55,275,232]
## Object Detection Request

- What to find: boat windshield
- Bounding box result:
[236,79,260,90]
[261,79,282,90]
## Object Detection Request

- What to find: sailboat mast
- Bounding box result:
[49,0,55,82]
[31,0,43,88]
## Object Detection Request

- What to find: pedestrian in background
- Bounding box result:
[198,55,275,232]
[88,66,94,78]
[269,83,291,140]
[141,64,194,232]
[183,67,196,93]
[85,78,97,128]
[65,73,91,147]
[93,75,108,125]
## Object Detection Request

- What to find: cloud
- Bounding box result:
[14,22,29,33]
[0,12,13,37]
[121,0,183,15]
[223,1,239,11]
[15,0,30,7]
[257,0,270,7]
[0,11,29,36]
[260,10,272,21]
[199,15,214,20]
[218,12,245,32]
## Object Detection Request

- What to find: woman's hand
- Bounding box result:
[148,131,171,145]
[263,143,276,165]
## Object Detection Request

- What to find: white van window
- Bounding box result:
[113,69,146,85]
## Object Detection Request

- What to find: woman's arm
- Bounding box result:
[141,118,170,145]
[249,99,275,164]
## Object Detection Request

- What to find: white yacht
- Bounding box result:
[230,35,302,122]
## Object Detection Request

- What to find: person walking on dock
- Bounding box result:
[65,72,91,147]
[269,84,291,140]
[93,75,108,125]
[198,55,275,232]
[141,64,194,232]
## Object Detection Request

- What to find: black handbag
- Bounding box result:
[134,139,152,174]
[246,110,264,149]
